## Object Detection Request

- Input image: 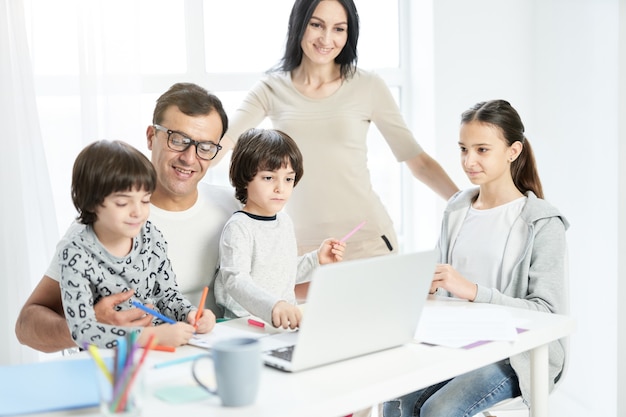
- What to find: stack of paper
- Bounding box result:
[415,304,521,348]
[188,320,269,349]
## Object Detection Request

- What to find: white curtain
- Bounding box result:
[0,0,59,365]
[1,1,152,365]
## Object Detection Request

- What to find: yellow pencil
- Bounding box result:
[87,344,113,384]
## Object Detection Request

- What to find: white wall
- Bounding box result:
[428,0,620,415]
[618,2,625,416]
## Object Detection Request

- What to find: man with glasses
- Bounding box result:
[15,83,240,353]
[153,124,222,160]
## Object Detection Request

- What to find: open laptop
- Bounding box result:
[261,249,437,372]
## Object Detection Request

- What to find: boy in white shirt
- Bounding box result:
[215,129,345,329]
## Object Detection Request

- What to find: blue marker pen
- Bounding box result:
[131,300,176,324]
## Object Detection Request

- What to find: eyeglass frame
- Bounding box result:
[153,124,223,161]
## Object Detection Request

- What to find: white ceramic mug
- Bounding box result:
[192,337,262,407]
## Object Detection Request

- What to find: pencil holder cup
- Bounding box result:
[192,337,262,407]
[95,361,145,416]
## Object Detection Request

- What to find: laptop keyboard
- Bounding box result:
[266,345,295,362]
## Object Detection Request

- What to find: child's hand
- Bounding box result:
[431,263,478,301]
[271,301,302,329]
[317,238,345,264]
[139,322,195,347]
[188,309,216,334]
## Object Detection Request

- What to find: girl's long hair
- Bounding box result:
[461,99,544,199]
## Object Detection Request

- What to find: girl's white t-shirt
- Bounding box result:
[450,197,526,290]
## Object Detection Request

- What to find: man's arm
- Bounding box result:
[15,276,74,352]
[15,276,154,353]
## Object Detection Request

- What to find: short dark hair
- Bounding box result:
[272,0,359,79]
[152,82,229,140]
[229,129,304,204]
[72,140,156,225]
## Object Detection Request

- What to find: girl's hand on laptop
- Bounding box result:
[272,301,302,329]
[317,238,345,264]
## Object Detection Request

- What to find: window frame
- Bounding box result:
[30,0,440,252]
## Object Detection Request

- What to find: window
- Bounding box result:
[26,0,436,251]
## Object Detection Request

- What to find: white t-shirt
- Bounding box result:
[450,197,526,290]
[47,182,240,314]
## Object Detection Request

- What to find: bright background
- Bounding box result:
[1,1,625,416]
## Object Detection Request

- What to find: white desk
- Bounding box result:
[27,297,575,417]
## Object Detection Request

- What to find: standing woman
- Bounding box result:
[221,0,458,267]
[383,100,569,416]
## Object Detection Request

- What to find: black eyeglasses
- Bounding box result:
[153,124,222,161]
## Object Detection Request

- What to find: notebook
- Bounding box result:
[0,357,102,416]
[262,249,437,372]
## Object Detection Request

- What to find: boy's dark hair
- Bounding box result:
[72,140,156,225]
[229,128,304,204]
[152,82,229,140]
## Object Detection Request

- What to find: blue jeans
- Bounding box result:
[382,360,522,417]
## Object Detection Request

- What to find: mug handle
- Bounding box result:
[191,353,217,395]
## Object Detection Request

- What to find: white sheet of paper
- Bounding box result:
[188,322,267,349]
[415,304,520,348]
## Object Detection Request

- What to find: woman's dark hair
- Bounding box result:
[152,82,229,140]
[271,0,359,79]
[461,99,544,199]
[230,128,304,205]
[72,140,156,224]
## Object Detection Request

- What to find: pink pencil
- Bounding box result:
[248,318,265,328]
[340,221,366,243]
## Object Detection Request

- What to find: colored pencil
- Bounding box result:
[195,286,209,326]
[340,220,366,243]
[131,300,176,324]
